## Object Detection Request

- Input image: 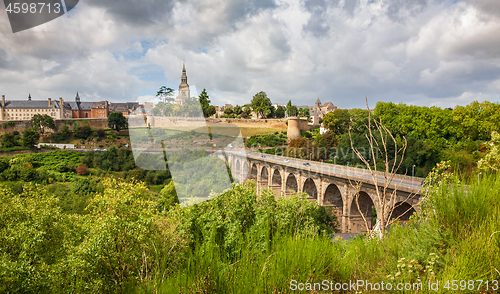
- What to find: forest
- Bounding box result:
[261,100,500,178]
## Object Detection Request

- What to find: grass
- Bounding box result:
[136,174,500,293]
[239,127,284,137]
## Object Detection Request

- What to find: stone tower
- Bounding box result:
[176,63,190,105]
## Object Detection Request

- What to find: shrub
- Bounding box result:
[96,129,105,138]
[76,164,88,175]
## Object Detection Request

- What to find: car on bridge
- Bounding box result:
[284,159,290,163]
[303,162,311,166]
[261,155,266,158]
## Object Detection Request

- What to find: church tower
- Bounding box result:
[176,63,190,105]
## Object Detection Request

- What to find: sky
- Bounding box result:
[1,0,500,109]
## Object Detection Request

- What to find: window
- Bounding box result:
[85,113,88,118]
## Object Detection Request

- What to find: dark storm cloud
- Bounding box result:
[0,49,9,69]
[85,0,179,26]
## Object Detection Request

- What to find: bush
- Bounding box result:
[157,181,178,212]
[76,164,88,175]
[96,129,105,138]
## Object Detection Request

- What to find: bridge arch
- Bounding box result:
[303,178,318,199]
[260,166,269,189]
[271,168,282,197]
[249,163,258,180]
[242,161,248,180]
[285,173,298,195]
[233,159,241,183]
[350,191,375,234]
[390,201,416,221]
[324,183,343,216]
[272,168,282,186]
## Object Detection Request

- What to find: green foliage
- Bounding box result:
[0,184,80,293]
[3,121,16,129]
[73,123,93,140]
[21,128,39,148]
[173,182,337,259]
[157,181,179,212]
[107,112,127,131]
[180,97,204,117]
[322,109,350,136]
[245,132,287,148]
[73,179,176,292]
[275,105,286,118]
[286,100,298,117]
[1,132,20,148]
[298,107,310,118]
[250,91,273,118]
[156,85,174,103]
[199,88,216,118]
[31,114,56,135]
[478,131,500,172]
[82,148,137,172]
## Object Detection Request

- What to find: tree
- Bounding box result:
[1,133,18,148]
[322,109,350,136]
[199,89,216,118]
[60,125,71,141]
[21,128,40,148]
[158,181,179,212]
[181,97,203,117]
[74,124,93,140]
[348,96,409,238]
[275,106,286,118]
[250,91,273,118]
[298,108,310,118]
[156,86,175,103]
[243,105,252,116]
[31,114,56,136]
[107,112,127,131]
[478,131,500,172]
[233,105,243,116]
[223,107,234,116]
[286,100,298,117]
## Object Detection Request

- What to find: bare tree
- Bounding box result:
[348,96,411,238]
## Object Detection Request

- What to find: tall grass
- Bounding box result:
[140,174,500,293]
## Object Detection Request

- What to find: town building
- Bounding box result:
[308,98,339,122]
[68,92,93,118]
[175,63,190,105]
[0,94,70,121]
[0,93,144,121]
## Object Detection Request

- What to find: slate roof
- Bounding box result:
[110,103,128,112]
[3,100,61,109]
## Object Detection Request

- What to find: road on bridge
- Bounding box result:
[235,151,424,193]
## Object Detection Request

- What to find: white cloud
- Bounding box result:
[1,0,500,109]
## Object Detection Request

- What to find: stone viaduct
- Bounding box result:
[225,151,424,234]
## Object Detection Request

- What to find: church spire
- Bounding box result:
[75,92,80,103]
[180,63,188,85]
[28,93,31,101]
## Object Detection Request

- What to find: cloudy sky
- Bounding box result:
[1,0,500,109]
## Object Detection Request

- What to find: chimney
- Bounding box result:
[48,98,51,107]
[2,95,5,108]
[59,97,63,105]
